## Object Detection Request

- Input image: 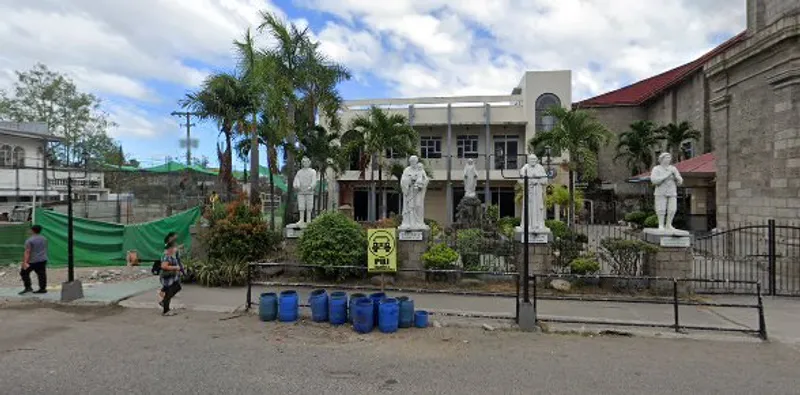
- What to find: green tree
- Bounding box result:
[181,73,253,197]
[659,121,701,161]
[344,106,418,220]
[0,63,118,166]
[528,107,612,226]
[614,120,663,176]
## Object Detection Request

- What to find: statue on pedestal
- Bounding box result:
[291,157,318,227]
[649,152,688,235]
[463,159,478,198]
[399,155,429,230]
[455,159,482,228]
[516,154,549,233]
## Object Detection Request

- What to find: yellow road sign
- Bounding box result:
[367,228,397,273]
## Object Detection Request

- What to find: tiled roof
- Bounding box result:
[576,32,746,108]
[631,152,716,180]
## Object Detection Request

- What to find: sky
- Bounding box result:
[0,0,746,170]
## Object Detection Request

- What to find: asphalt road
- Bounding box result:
[1,304,798,395]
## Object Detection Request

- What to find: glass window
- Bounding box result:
[535,93,561,133]
[456,135,479,158]
[12,147,25,168]
[420,137,442,159]
[0,145,11,167]
[493,135,519,170]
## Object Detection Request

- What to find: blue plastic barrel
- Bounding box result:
[397,296,414,328]
[309,289,329,322]
[414,310,429,328]
[352,298,374,334]
[369,292,386,326]
[378,298,400,334]
[259,292,278,322]
[349,293,366,323]
[278,290,299,322]
[329,292,348,326]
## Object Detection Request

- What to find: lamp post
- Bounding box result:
[61,151,89,301]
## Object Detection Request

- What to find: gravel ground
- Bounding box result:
[0,265,151,288]
[0,304,798,394]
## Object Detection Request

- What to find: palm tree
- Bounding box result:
[529,107,612,227]
[181,73,252,197]
[614,120,663,176]
[659,121,701,161]
[345,106,418,221]
[300,125,343,214]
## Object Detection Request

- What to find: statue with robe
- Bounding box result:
[399,155,429,230]
[516,154,549,232]
[463,158,478,198]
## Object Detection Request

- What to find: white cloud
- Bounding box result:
[105,104,177,139]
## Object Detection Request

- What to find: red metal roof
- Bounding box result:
[576,32,746,108]
[632,152,716,180]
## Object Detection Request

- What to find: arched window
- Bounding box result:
[37,146,44,166]
[12,147,25,168]
[535,93,561,133]
[0,145,11,167]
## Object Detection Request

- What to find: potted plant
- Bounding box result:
[422,243,460,282]
[569,255,601,286]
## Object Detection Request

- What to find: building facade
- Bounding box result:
[0,121,108,218]
[331,71,573,225]
[578,0,800,228]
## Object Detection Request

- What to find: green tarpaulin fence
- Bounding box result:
[32,207,201,267]
[0,224,28,265]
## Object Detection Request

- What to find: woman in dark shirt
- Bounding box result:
[160,242,183,316]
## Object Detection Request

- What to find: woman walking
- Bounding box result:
[159,241,183,316]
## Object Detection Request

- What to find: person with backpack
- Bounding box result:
[155,232,182,304]
[159,241,183,316]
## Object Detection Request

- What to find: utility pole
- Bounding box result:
[171,111,199,166]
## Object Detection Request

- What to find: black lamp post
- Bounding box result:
[61,151,89,301]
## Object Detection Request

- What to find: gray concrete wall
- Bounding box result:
[589,106,647,195]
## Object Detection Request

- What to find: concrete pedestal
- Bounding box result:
[518,302,539,332]
[60,280,84,302]
[398,229,430,280]
[641,230,694,294]
[282,238,304,275]
[284,225,304,239]
[514,241,553,276]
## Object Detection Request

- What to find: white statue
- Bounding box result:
[650,152,687,234]
[292,157,318,227]
[463,158,478,198]
[399,155,429,230]
[325,158,338,211]
[516,154,549,232]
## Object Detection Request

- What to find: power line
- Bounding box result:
[170,111,199,166]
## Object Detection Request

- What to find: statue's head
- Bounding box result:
[658,152,672,166]
[301,157,311,168]
[466,158,474,166]
[408,155,419,167]
[527,154,539,166]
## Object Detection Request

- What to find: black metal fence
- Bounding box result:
[245,262,767,340]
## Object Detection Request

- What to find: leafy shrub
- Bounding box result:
[599,238,658,276]
[497,217,520,237]
[550,238,583,272]
[200,196,282,263]
[422,243,459,270]
[456,228,482,268]
[299,211,367,280]
[425,218,443,240]
[366,217,400,229]
[545,219,569,239]
[192,257,248,287]
[570,256,601,275]
[644,215,659,228]
[485,205,500,223]
[624,211,649,226]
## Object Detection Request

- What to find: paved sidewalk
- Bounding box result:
[0,277,159,305]
[118,283,798,344]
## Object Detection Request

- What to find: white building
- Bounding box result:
[0,121,109,218]
[330,70,572,225]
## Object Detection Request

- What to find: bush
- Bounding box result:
[422,243,459,270]
[599,238,658,276]
[570,256,601,275]
[191,257,248,287]
[644,214,659,228]
[299,212,367,280]
[550,238,583,272]
[624,211,649,226]
[455,228,482,268]
[497,217,520,237]
[201,197,282,263]
[545,219,568,239]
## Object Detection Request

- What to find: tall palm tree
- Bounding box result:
[300,125,342,214]
[659,121,701,161]
[181,73,252,197]
[345,106,418,221]
[615,120,663,176]
[529,107,612,226]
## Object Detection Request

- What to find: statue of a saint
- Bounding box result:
[292,157,318,227]
[399,155,429,230]
[463,158,478,198]
[650,152,685,233]
[516,154,548,231]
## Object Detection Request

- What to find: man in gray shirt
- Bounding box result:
[20,225,48,295]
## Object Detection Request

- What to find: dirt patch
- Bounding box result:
[0,265,151,288]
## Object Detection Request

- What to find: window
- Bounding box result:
[493,135,519,170]
[385,148,402,159]
[12,147,25,168]
[420,137,442,159]
[681,141,694,160]
[0,145,10,167]
[457,135,479,158]
[535,93,561,133]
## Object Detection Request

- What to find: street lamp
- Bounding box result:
[60,151,90,301]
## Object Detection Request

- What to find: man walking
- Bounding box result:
[20,225,48,295]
